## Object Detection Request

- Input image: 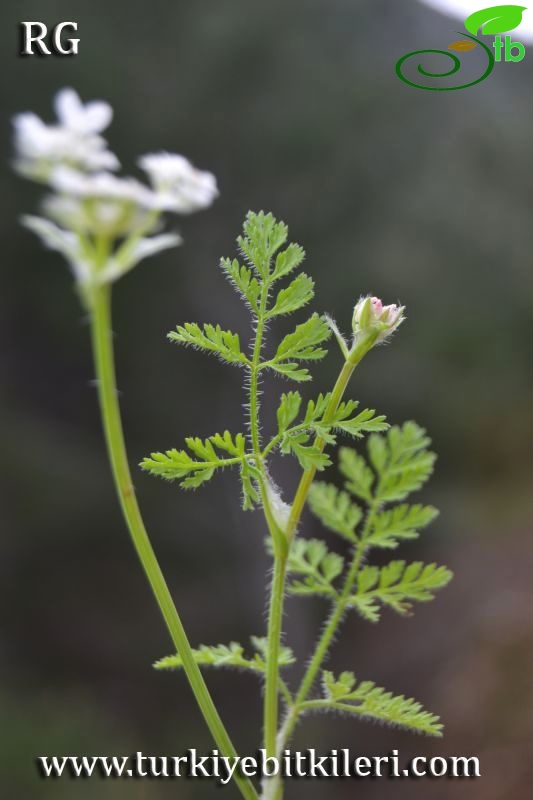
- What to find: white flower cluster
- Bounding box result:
[13,88,218,303]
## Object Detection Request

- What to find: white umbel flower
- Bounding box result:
[54,88,113,135]
[139,152,219,213]
[49,166,154,204]
[47,166,160,236]
[13,88,119,182]
[14,88,219,306]
[43,194,155,238]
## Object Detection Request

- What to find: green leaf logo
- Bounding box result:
[465,5,527,35]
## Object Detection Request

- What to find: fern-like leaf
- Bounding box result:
[269,395,386,470]
[308,482,362,542]
[369,422,436,502]
[339,447,375,502]
[270,241,305,282]
[237,211,288,279]
[367,504,439,549]
[274,313,331,362]
[348,560,452,622]
[287,538,344,599]
[141,431,259,510]
[276,391,302,434]
[280,433,331,471]
[317,671,443,736]
[265,314,331,382]
[220,257,261,313]
[267,273,315,317]
[168,323,250,367]
[155,638,295,674]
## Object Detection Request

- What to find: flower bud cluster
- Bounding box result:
[13,88,218,302]
[352,296,405,345]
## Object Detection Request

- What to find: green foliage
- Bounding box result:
[267,273,315,318]
[144,212,333,511]
[271,241,306,282]
[301,394,387,441]
[238,211,291,279]
[339,422,435,504]
[276,391,302,434]
[168,322,250,366]
[333,405,389,439]
[266,313,331,382]
[277,392,329,470]
[339,447,375,501]
[349,560,452,622]
[220,257,261,313]
[307,424,449,626]
[319,671,443,736]
[367,503,439,550]
[240,458,261,511]
[274,313,331,362]
[140,431,260,509]
[367,422,436,502]
[308,482,362,542]
[271,392,387,471]
[155,637,295,675]
[280,432,331,471]
[286,538,344,599]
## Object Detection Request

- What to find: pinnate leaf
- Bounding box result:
[271,242,306,281]
[276,391,302,434]
[369,422,436,503]
[320,671,443,736]
[308,482,362,542]
[274,313,331,363]
[287,538,344,598]
[267,273,315,317]
[348,560,452,622]
[237,211,288,278]
[155,637,295,674]
[142,431,246,486]
[168,322,249,366]
[280,433,331,471]
[367,503,439,549]
[339,447,375,502]
[220,257,261,313]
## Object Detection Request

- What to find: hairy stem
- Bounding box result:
[264,556,287,756]
[263,333,378,800]
[91,284,258,800]
[284,331,378,545]
[248,280,289,757]
[277,501,378,754]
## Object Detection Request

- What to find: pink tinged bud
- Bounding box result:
[371,297,383,315]
[352,295,405,344]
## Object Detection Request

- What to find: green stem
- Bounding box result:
[264,556,287,756]
[277,500,378,753]
[284,332,378,545]
[90,284,258,800]
[262,333,378,800]
[248,281,289,757]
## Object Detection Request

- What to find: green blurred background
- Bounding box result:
[1,0,533,797]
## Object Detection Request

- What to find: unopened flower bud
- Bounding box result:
[352,295,405,344]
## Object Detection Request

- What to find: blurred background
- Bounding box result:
[1,0,533,797]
